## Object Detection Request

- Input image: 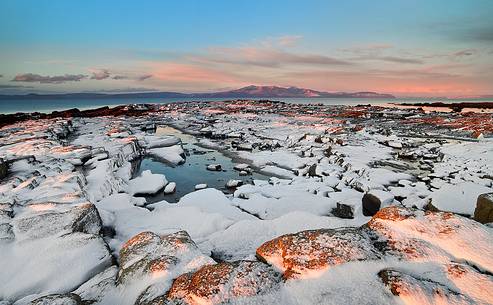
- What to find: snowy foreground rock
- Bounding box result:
[1,101,492,304]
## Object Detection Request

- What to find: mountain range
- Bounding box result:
[0,85,395,99]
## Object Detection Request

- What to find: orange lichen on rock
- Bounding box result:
[164,261,281,304]
[256,228,380,279]
[379,264,493,305]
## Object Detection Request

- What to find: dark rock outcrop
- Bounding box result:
[474,193,493,224]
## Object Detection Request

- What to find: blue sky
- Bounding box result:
[1,0,492,96]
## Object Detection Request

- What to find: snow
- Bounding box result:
[427,181,492,215]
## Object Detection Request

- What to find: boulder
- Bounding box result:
[162,261,281,304]
[233,163,250,171]
[378,265,493,305]
[13,203,102,240]
[195,184,207,190]
[474,193,493,224]
[256,228,380,279]
[27,293,82,305]
[163,182,176,194]
[118,231,213,285]
[206,164,222,171]
[225,179,242,188]
[362,190,394,216]
[331,203,354,219]
[366,206,493,271]
[73,266,118,304]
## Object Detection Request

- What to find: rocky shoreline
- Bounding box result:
[0,100,492,304]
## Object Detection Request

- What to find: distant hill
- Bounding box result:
[0,85,395,99]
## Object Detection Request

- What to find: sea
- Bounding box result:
[1,97,492,114]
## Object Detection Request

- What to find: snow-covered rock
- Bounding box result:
[147,145,185,165]
[194,183,207,190]
[163,182,176,194]
[257,227,380,279]
[128,170,168,196]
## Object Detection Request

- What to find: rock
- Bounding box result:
[0,232,111,301]
[129,170,168,196]
[474,193,493,224]
[118,231,213,285]
[233,163,250,171]
[206,164,222,171]
[256,228,380,279]
[386,141,403,149]
[0,223,14,240]
[423,200,440,212]
[74,266,118,304]
[362,190,394,216]
[195,183,207,190]
[163,261,281,304]
[13,203,102,240]
[307,163,317,177]
[239,170,249,176]
[225,179,243,188]
[27,293,83,305]
[236,143,253,151]
[367,206,493,271]
[0,158,8,179]
[163,182,176,194]
[148,145,185,165]
[378,266,492,305]
[471,130,484,139]
[331,203,354,219]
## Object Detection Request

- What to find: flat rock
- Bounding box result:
[129,170,168,196]
[12,202,102,240]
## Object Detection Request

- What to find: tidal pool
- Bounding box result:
[134,125,273,203]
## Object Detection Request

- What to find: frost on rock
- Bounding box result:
[367,206,493,272]
[158,260,281,305]
[118,231,213,282]
[118,231,214,303]
[256,227,380,279]
[378,263,493,305]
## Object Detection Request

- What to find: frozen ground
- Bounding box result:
[0,101,492,305]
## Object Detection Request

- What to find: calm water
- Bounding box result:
[133,126,273,203]
[2,96,492,114]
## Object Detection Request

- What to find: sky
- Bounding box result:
[0,0,492,97]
